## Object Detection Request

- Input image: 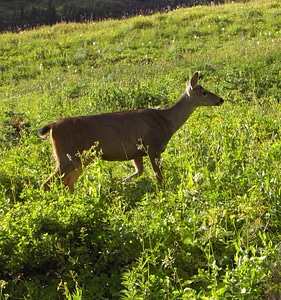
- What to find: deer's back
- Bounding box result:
[50,109,173,162]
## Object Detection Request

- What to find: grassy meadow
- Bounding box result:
[1,0,281,298]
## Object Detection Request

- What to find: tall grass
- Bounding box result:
[1,0,281,298]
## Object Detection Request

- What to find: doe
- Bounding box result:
[38,72,224,192]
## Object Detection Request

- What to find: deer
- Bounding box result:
[38,72,224,192]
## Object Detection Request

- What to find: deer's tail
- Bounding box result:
[38,124,52,138]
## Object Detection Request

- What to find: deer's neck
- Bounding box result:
[162,93,197,134]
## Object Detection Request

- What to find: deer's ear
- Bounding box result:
[189,72,199,89]
[186,72,199,94]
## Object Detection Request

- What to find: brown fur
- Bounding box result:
[38,72,224,192]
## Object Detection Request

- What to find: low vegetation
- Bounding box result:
[0,0,281,298]
[0,0,221,32]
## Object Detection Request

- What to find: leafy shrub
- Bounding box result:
[0,109,30,147]
[1,0,281,298]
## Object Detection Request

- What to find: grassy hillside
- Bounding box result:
[0,0,281,298]
[0,0,210,31]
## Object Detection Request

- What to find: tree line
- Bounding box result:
[0,0,225,32]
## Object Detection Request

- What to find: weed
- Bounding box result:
[0,109,30,147]
[0,0,281,298]
[0,280,9,300]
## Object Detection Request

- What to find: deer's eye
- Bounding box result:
[202,91,207,96]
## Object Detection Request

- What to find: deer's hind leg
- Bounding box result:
[41,173,57,191]
[62,165,83,193]
[41,155,82,192]
[41,166,82,193]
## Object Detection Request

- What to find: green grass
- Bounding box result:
[1,0,281,298]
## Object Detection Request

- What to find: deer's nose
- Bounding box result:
[217,98,224,105]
